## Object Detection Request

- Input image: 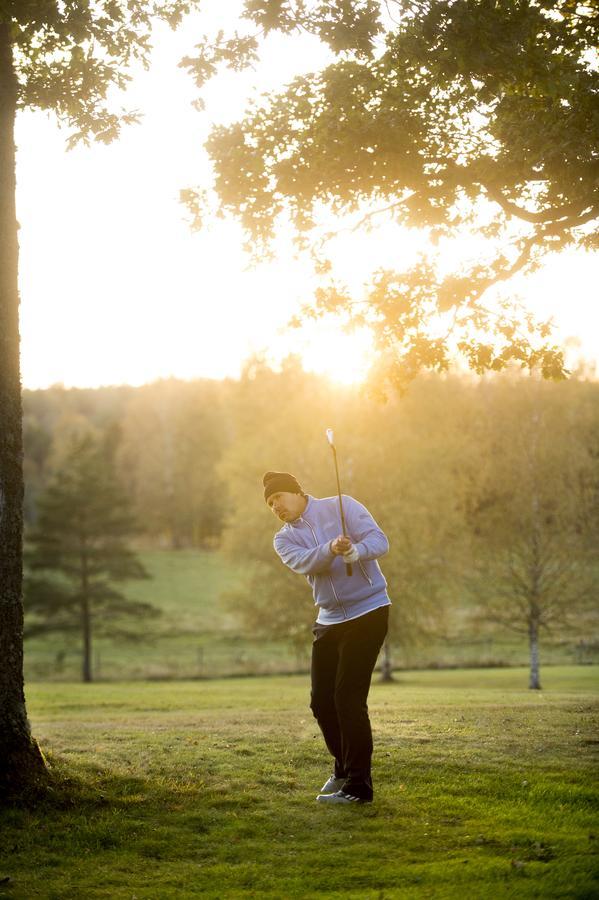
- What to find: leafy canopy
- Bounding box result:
[5,0,196,143]
[182,0,599,391]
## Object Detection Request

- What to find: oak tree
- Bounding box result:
[0,0,196,799]
[183,0,598,392]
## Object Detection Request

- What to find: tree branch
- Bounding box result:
[484,185,598,228]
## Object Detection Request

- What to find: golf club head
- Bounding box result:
[325,428,335,447]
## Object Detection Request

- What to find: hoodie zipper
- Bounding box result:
[358,560,373,586]
[300,516,347,618]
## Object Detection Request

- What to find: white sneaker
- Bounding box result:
[316,790,372,805]
[320,775,346,794]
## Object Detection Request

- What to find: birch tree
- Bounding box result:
[467,377,599,689]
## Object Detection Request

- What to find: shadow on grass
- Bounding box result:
[2,746,598,900]
[1,750,262,834]
[0,753,232,895]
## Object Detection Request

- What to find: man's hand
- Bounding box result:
[331,536,359,560]
[331,535,352,555]
[342,545,360,565]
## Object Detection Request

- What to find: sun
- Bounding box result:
[294,323,375,385]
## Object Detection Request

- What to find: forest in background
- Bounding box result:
[22,360,599,680]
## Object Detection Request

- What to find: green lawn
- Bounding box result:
[1,667,598,898]
[23,550,598,682]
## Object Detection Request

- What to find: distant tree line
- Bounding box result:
[23,363,599,688]
[23,378,228,549]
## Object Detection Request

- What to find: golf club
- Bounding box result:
[325,428,353,576]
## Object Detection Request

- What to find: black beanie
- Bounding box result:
[263,471,303,503]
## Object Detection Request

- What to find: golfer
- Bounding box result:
[263,470,391,805]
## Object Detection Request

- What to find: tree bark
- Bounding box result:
[379,639,395,683]
[527,399,542,692]
[81,548,92,682]
[0,21,48,799]
[81,596,92,683]
[528,617,541,690]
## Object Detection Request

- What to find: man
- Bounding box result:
[263,470,391,805]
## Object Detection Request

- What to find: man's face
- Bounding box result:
[267,491,306,522]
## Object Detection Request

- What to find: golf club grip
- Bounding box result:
[329,443,352,576]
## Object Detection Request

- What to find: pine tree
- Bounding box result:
[25,434,159,683]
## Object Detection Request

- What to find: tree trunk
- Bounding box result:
[0,21,48,799]
[379,639,395,683]
[527,396,543,692]
[81,561,92,682]
[528,618,541,690]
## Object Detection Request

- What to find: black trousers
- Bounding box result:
[310,605,389,801]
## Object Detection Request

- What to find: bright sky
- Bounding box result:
[16,4,599,390]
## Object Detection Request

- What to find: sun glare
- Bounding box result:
[15,11,599,392]
[294,324,375,385]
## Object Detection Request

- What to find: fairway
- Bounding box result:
[1,666,597,898]
[23,549,598,683]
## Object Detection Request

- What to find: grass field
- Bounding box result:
[1,667,598,898]
[23,550,599,682]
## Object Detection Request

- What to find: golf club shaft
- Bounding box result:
[331,445,352,576]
